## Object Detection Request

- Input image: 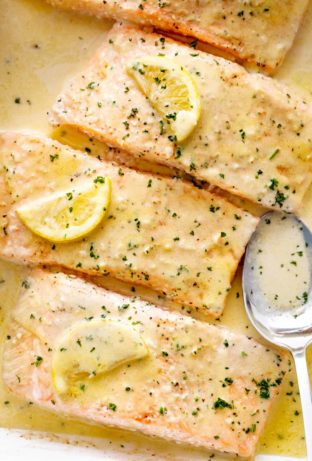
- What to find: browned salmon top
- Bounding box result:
[0,131,257,318]
[3,269,288,458]
[50,24,312,212]
[46,0,308,73]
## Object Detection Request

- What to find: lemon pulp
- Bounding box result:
[16,177,111,242]
[127,56,201,142]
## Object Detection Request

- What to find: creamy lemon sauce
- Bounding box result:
[0,0,312,458]
[250,214,311,310]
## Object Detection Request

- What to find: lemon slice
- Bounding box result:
[51,319,149,395]
[127,56,201,142]
[16,178,111,243]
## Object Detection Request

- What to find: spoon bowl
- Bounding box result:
[243,211,312,460]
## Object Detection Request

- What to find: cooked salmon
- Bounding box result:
[50,24,312,212]
[3,269,288,458]
[45,0,308,74]
[0,131,257,319]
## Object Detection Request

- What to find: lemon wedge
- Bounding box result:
[16,177,111,243]
[51,319,149,395]
[127,56,201,142]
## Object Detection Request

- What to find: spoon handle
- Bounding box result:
[293,348,312,460]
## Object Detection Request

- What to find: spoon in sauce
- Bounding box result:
[243,211,312,460]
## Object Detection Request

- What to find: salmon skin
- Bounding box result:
[3,269,288,458]
[45,0,308,74]
[0,131,257,319]
[50,24,312,212]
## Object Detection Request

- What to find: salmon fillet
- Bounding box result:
[45,0,308,74]
[0,131,257,319]
[3,269,288,458]
[50,24,312,212]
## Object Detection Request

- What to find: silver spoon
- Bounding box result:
[243,211,312,460]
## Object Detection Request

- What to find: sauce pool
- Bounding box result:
[251,214,311,311]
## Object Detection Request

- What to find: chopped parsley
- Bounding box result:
[213,397,233,410]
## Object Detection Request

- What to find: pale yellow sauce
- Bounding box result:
[251,214,311,310]
[1,0,312,458]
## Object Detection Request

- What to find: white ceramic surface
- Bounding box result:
[0,429,305,461]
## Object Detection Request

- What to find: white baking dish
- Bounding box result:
[0,428,304,461]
